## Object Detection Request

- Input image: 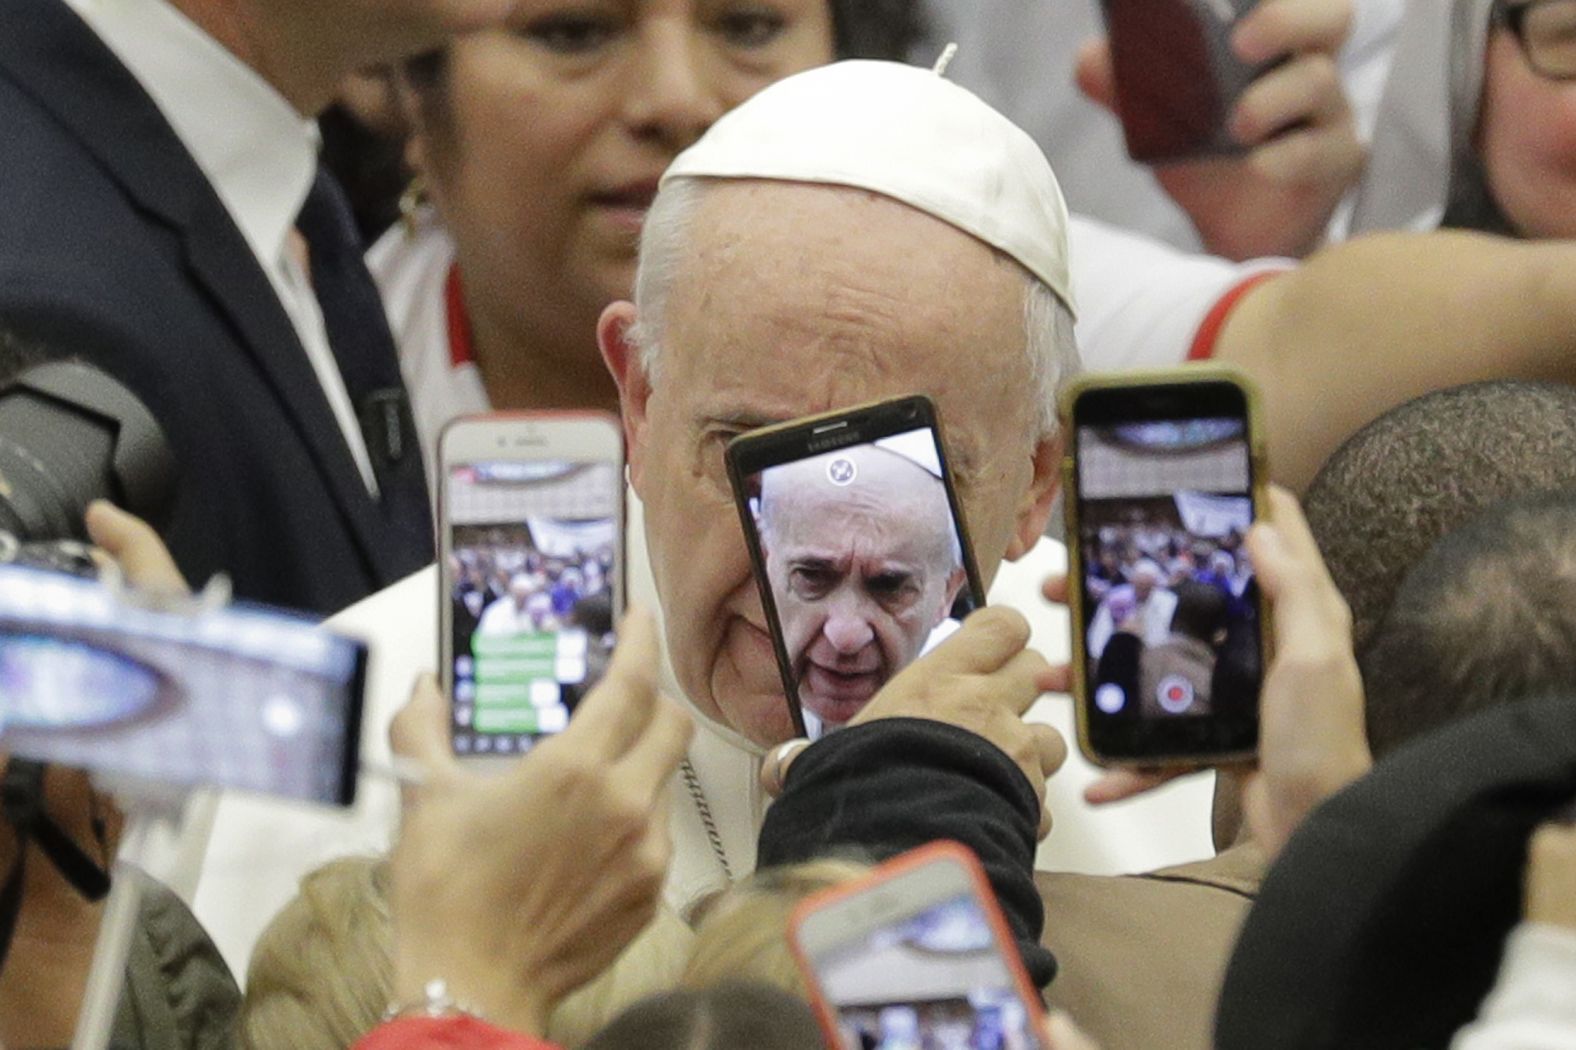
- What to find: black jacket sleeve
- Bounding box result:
[755,718,1056,987]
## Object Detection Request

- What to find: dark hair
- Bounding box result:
[582,983,823,1050]
[1303,380,1576,653]
[1360,493,1576,758]
[1169,579,1227,644]
[830,0,928,60]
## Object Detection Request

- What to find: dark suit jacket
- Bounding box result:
[0,0,431,615]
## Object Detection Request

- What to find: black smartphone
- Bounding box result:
[1100,0,1265,163]
[727,396,986,740]
[438,412,624,763]
[0,564,366,805]
[1061,366,1267,766]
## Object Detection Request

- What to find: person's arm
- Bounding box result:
[1450,823,1576,1050]
[757,717,1057,987]
[1216,233,1576,491]
[755,608,1070,987]
[383,613,692,1039]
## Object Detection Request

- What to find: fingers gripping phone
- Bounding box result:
[1100,0,1266,163]
[1061,366,1268,767]
[438,413,623,761]
[790,842,1047,1050]
[726,397,986,741]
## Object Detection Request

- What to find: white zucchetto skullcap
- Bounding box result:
[661,59,1077,318]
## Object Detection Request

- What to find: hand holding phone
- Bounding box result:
[1099,0,1267,163]
[389,611,692,1035]
[726,397,985,740]
[789,842,1047,1050]
[1060,479,1370,857]
[1062,366,1268,768]
[438,413,624,761]
[1086,0,1363,259]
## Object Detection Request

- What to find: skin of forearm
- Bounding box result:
[1214,231,1576,491]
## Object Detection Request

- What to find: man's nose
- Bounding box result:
[622,20,727,152]
[822,603,876,654]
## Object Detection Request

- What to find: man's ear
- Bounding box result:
[941,564,968,617]
[597,301,652,494]
[1005,435,1063,562]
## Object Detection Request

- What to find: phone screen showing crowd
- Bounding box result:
[1076,416,1262,752]
[445,460,619,757]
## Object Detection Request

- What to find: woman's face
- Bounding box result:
[1479,25,1576,238]
[414,0,835,340]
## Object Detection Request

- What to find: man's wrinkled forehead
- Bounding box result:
[662,182,1033,449]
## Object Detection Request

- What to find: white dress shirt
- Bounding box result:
[63,0,378,492]
[1451,923,1576,1050]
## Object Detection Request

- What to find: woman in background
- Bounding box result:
[372,2,925,472]
[1348,0,1576,237]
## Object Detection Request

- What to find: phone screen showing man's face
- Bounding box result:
[1076,417,1261,732]
[445,460,619,757]
[743,428,976,740]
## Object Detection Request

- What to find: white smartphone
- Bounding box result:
[437,412,624,761]
[0,563,366,805]
[790,842,1047,1050]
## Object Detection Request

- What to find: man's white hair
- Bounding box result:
[629,179,1081,440]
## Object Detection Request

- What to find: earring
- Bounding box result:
[399,174,429,238]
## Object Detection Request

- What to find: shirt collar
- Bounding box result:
[63,0,318,266]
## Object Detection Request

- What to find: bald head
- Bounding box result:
[1304,380,1576,652]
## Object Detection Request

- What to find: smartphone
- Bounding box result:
[438,413,623,760]
[1100,0,1265,163]
[726,396,985,740]
[790,841,1047,1050]
[1061,365,1268,766]
[0,563,366,805]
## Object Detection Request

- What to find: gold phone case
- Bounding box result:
[1059,364,1271,769]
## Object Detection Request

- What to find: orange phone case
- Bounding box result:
[787,841,1047,1049]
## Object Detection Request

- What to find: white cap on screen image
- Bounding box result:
[662,58,1076,318]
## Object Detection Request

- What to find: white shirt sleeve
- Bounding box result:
[1069,216,1290,372]
[1451,923,1576,1050]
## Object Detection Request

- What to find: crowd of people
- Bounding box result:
[451,533,614,638]
[2,1,1576,1049]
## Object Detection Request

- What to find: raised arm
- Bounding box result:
[1216,232,1576,490]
